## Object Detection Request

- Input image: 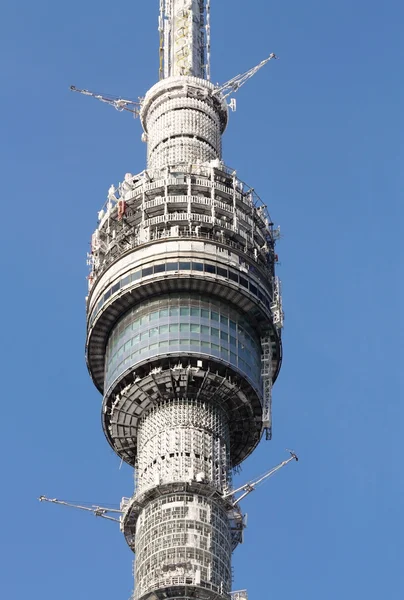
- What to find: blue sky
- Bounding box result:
[0,0,402,599]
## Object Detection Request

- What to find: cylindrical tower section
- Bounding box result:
[140,77,228,171]
[136,399,230,495]
[104,295,263,397]
[134,492,232,600]
[132,397,233,600]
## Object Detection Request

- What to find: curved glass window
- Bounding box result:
[104,295,262,393]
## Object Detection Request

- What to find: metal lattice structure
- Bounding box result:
[80,2,284,600]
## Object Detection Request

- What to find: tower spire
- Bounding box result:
[159,0,210,79]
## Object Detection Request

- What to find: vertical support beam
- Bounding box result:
[205,0,211,80]
[159,0,165,79]
[164,0,172,78]
[261,334,273,440]
[141,184,146,226]
[232,173,238,232]
[271,277,284,330]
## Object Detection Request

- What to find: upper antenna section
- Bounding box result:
[159,0,211,80]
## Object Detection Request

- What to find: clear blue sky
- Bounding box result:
[0,1,402,598]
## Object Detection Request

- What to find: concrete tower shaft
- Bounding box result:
[84,3,283,600]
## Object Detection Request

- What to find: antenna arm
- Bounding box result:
[234,486,255,504]
[213,53,278,101]
[70,85,141,117]
[38,496,122,523]
[223,451,298,505]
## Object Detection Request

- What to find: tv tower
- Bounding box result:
[41,3,297,600]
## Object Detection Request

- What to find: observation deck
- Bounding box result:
[86,162,282,469]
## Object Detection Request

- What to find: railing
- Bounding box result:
[144,212,215,227]
[195,177,213,187]
[96,163,275,226]
[144,195,249,219]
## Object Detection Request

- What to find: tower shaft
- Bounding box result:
[84,3,283,600]
[133,399,232,599]
[141,76,226,170]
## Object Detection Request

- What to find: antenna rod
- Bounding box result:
[38,496,122,523]
[214,53,278,100]
[224,452,298,505]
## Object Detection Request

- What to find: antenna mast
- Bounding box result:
[159,0,210,79]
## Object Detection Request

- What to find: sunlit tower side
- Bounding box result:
[79,2,285,600]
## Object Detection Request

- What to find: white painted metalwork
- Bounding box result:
[140,76,227,170]
[261,334,273,440]
[134,492,232,599]
[38,496,122,523]
[86,162,276,287]
[205,0,211,80]
[271,276,284,330]
[223,452,298,505]
[136,399,230,494]
[213,53,278,100]
[69,85,141,116]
